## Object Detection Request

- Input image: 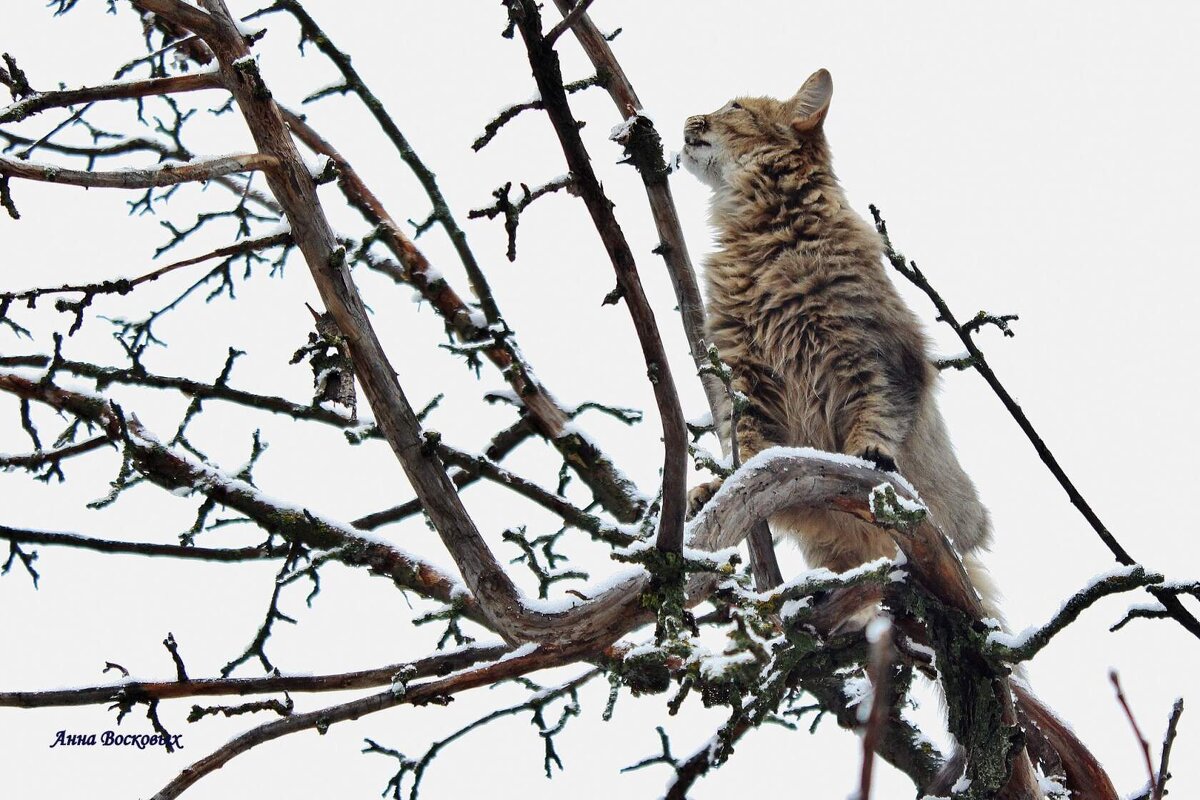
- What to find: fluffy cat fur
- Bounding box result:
[681,68,993,587]
[679,71,1123,800]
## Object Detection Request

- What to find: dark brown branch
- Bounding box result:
[187,0,532,642]
[872,205,1200,642]
[472,74,603,152]
[549,0,781,588]
[508,0,687,554]
[0,436,110,470]
[1,642,509,709]
[353,417,534,529]
[0,71,223,124]
[431,438,635,547]
[0,524,285,563]
[468,175,575,262]
[0,151,276,189]
[0,232,292,305]
[147,642,586,800]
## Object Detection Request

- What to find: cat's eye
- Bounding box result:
[730,102,743,111]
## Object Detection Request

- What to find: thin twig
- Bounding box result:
[1154,699,1184,800]
[1110,670,1157,798]
[1,231,291,305]
[859,618,894,800]
[431,438,635,547]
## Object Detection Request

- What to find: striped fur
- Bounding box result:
[682,69,992,576]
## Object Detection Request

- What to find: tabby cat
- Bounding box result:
[681,68,993,587]
[678,70,1122,799]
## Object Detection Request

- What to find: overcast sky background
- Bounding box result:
[2,2,1199,798]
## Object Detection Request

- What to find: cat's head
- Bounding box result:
[681,68,833,189]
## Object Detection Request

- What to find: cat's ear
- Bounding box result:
[790,69,833,134]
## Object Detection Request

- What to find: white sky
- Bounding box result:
[2,2,1199,799]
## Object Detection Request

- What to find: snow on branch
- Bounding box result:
[987,566,1164,663]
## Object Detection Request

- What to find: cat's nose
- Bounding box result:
[684,115,708,134]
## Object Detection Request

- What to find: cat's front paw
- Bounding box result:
[686,478,724,520]
[859,445,898,473]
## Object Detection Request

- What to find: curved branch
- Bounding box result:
[508,0,688,554]
[987,566,1163,663]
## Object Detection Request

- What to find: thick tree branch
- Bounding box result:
[508,0,687,555]
[178,0,535,642]
[549,0,781,588]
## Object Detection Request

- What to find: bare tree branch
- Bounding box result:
[0,371,480,621]
[146,642,586,800]
[507,0,688,555]
[280,107,647,524]
[0,524,285,563]
[0,151,276,189]
[0,70,223,124]
[549,0,781,588]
